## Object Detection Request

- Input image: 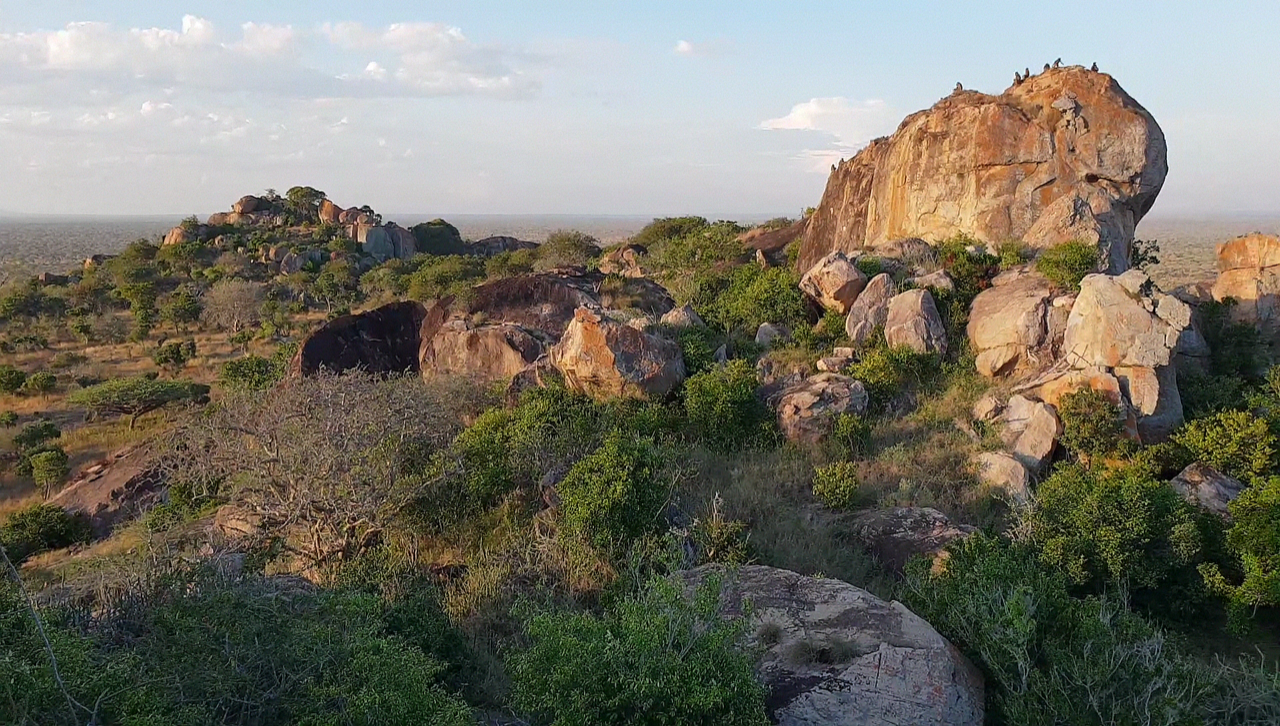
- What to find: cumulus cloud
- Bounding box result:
[672,39,729,58]
[761,97,899,170]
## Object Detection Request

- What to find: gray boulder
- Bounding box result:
[844,273,896,346]
[884,289,948,355]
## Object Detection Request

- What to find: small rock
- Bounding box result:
[660,304,704,329]
[908,269,955,292]
[755,322,788,348]
[845,273,896,346]
[973,452,1031,504]
[971,393,1005,423]
[1170,463,1245,519]
[850,507,977,574]
[800,251,868,314]
[1000,395,1062,472]
[776,373,868,444]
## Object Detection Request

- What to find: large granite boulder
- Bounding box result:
[844,273,896,346]
[798,67,1166,274]
[1212,233,1280,341]
[357,225,395,262]
[163,225,197,247]
[800,251,867,314]
[1170,463,1246,520]
[1000,395,1063,472]
[967,272,1055,377]
[461,270,674,340]
[232,195,263,215]
[550,307,686,400]
[972,451,1031,505]
[884,289,947,355]
[420,320,544,381]
[384,223,418,260]
[659,304,704,329]
[469,235,539,257]
[681,565,984,726]
[775,373,868,444]
[849,507,977,574]
[290,301,428,376]
[319,199,342,225]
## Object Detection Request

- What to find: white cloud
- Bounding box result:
[673,40,695,56]
[237,23,296,56]
[672,39,729,58]
[760,97,899,170]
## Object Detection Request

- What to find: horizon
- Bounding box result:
[2,2,1279,217]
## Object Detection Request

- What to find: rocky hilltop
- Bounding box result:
[799,65,1167,274]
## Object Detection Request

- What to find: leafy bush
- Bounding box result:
[558,432,667,550]
[69,377,209,428]
[1198,299,1265,379]
[1022,463,1214,615]
[1035,240,1099,291]
[1057,387,1124,460]
[0,410,16,428]
[1206,477,1280,628]
[683,359,775,452]
[0,503,90,563]
[29,447,69,496]
[831,413,872,457]
[845,343,940,413]
[936,235,999,302]
[535,230,602,270]
[152,340,197,375]
[406,255,486,302]
[674,324,724,377]
[1179,372,1250,420]
[693,264,810,336]
[812,461,861,509]
[902,535,1280,726]
[630,216,713,250]
[508,574,770,726]
[12,420,60,451]
[0,363,26,393]
[20,370,55,396]
[220,353,286,391]
[1171,410,1277,484]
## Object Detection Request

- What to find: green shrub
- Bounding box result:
[854,255,883,278]
[12,420,60,451]
[1057,387,1124,460]
[1199,298,1265,379]
[674,325,724,377]
[151,340,197,375]
[683,359,775,452]
[535,230,602,270]
[19,371,55,396]
[69,377,209,428]
[812,462,861,509]
[693,264,810,335]
[1207,477,1280,628]
[1022,463,1214,615]
[630,216,712,250]
[936,235,999,302]
[1171,410,1277,483]
[0,502,91,563]
[831,413,872,457]
[0,410,16,428]
[28,447,69,496]
[410,218,467,255]
[1179,372,1250,419]
[792,308,848,351]
[845,344,940,412]
[902,535,1279,726]
[558,433,667,550]
[0,363,26,393]
[1035,240,1099,291]
[406,255,486,302]
[996,241,1029,269]
[220,354,284,391]
[485,248,536,279]
[508,574,770,726]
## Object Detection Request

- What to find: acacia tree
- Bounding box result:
[166,373,491,577]
[69,378,209,428]
[201,280,264,333]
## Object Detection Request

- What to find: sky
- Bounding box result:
[0,1,1277,218]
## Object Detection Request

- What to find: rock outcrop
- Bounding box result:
[51,446,166,538]
[420,320,544,381]
[798,67,1167,274]
[1212,233,1280,341]
[659,304,705,329]
[849,507,977,574]
[1000,395,1063,472]
[598,244,649,278]
[967,272,1057,377]
[1170,463,1245,519]
[680,565,984,726]
[800,251,867,314]
[884,289,948,355]
[290,301,428,376]
[550,307,685,400]
[972,451,1031,504]
[775,373,869,444]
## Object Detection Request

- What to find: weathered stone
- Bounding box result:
[849,507,977,574]
[800,251,868,314]
[659,304,704,329]
[884,289,947,355]
[207,212,231,226]
[1211,234,1280,340]
[1170,463,1245,519]
[738,219,806,255]
[1062,272,1182,369]
[232,195,263,215]
[290,301,428,376]
[1000,395,1062,472]
[817,347,856,373]
[776,373,868,444]
[844,273,896,346]
[357,225,395,262]
[420,320,544,382]
[755,322,788,348]
[971,393,1004,422]
[384,223,417,260]
[799,67,1166,275]
[908,269,955,292]
[550,307,686,401]
[37,272,68,286]
[1115,364,1183,442]
[163,225,195,247]
[1216,233,1280,272]
[319,199,341,225]
[680,564,984,726]
[51,446,166,538]
[973,451,1031,504]
[598,243,648,278]
[967,273,1053,377]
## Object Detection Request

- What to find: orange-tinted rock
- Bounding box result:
[319,198,342,225]
[420,320,543,381]
[550,307,685,400]
[799,67,1166,274]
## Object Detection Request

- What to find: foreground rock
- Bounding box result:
[550,307,686,400]
[775,373,868,444]
[884,289,947,355]
[800,251,867,314]
[420,320,543,381]
[51,446,166,538]
[1000,395,1063,472]
[1170,463,1245,519]
[799,66,1166,274]
[290,301,428,376]
[972,451,1031,504]
[849,507,977,573]
[844,273,896,346]
[682,565,983,726]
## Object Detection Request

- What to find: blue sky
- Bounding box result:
[1,1,1277,217]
